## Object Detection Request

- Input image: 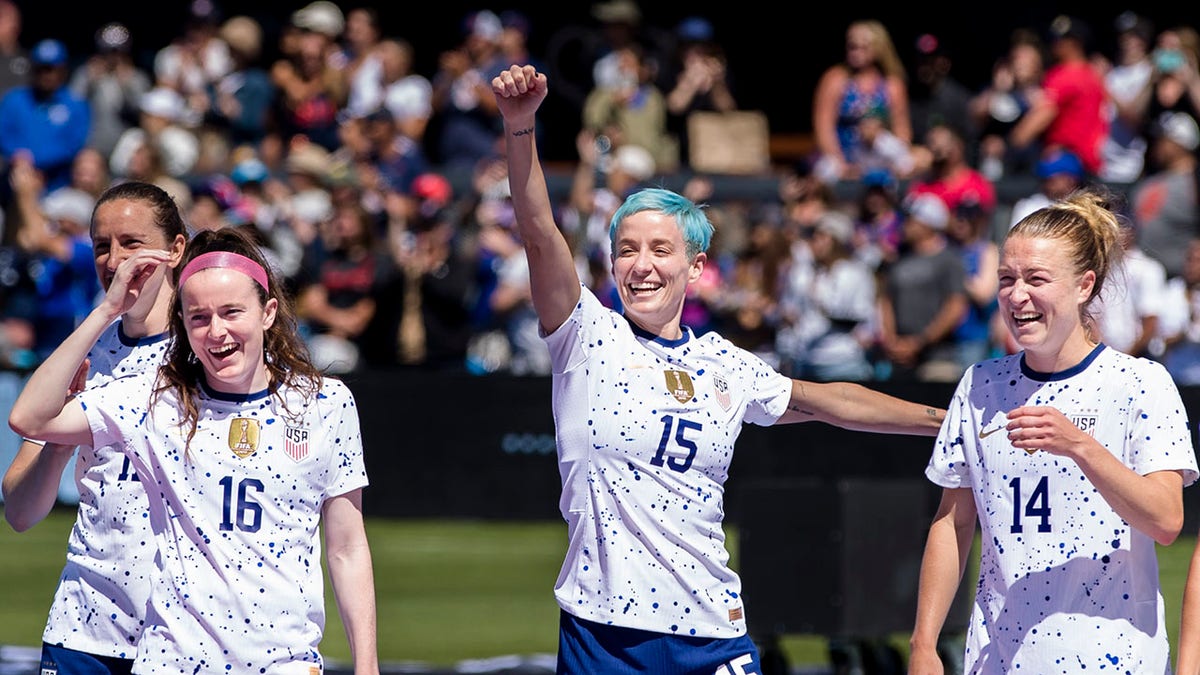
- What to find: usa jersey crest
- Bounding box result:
[713,373,731,410]
[285,426,310,462]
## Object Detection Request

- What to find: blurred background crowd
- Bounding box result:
[2,0,1200,385]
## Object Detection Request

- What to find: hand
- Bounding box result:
[101,249,174,319]
[1004,405,1090,458]
[491,65,548,122]
[67,358,90,400]
[907,645,945,675]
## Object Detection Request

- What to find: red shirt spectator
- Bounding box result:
[1040,59,1108,174]
[1010,16,1108,176]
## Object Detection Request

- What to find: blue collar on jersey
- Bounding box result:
[1019,342,1106,381]
[199,379,272,402]
[627,316,693,348]
[116,320,169,347]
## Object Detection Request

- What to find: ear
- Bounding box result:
[167,234,187,268]
[1078,269,1096,305]
[262,297,278,331]
[688,251,707,284]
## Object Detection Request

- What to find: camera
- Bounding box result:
[1155,48,1186,74]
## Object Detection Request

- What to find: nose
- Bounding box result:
[104,243,124,271]
[1006,279,1030,304]
[206,315,229,340]
[630,249,653,274]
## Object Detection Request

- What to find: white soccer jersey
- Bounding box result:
[43,320,169,658]
[927,344,1199,673]
[544,285,792,638]
[79,373,368,674]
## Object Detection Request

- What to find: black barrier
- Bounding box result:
[342,370,1200,670]
[347,371,1200,531]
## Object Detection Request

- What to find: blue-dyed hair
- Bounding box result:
[608,188,714,259]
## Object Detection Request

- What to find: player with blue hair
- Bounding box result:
[493,63,946,675]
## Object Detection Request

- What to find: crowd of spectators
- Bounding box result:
[2,0,1200,385]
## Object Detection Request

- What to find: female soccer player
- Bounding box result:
[3,181,185,674]
[492,64,945,674]
[9,226,379,675]
[908,189,1197,673]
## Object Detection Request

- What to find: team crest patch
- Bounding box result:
[285,426,311,462]
[714,373,731,410]
[664,369,694,403]
[228,418,260,458]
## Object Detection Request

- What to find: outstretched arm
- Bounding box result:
[491,64,581,335]
[774,379,945,435]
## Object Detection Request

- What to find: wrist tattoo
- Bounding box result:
[512,126,535,137]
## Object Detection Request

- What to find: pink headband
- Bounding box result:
[178,251,269,292]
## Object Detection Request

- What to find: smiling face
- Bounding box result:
[92,198,184,289]
[180,268,277,394]
[610,210,704,339]
[997,234,1096,371]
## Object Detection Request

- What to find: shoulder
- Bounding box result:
[1101,347,1175,381]
[816,65,849,90]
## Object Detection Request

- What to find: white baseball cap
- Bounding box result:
[1159,112,1200,152]
[904,193,950,230]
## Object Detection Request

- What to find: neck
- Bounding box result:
[630,315,684,341]
[1025,330,1096,373]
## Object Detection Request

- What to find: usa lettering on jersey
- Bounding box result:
[285,426,310,462]
[714,373,731,410]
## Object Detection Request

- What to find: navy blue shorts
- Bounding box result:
[40,643,134,675]
[557,610,761,675]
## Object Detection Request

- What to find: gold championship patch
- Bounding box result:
[665,369,694,403]
[229,418,260,458]
[729,607,744,621]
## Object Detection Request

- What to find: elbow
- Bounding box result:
[0,485,35,533]
[4,509,36,533]
[9,408,42,442]
[1152,509,1185,547]
[1154,529,1181,547]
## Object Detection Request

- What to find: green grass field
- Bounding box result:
[1,508,1194,668]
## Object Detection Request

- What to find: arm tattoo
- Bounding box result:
[512,126,535,137]
[789,380,815,416]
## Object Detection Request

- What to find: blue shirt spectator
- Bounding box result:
[0,39,90,196]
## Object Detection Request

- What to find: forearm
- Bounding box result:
[1179,542,1200,675]
[329,543,379,674]
[325,493,379,675]
[2,441,75,531]
[911,510,972,652]
[921,296,968,345]
[1073,446,1183,545]
[503,115,579,331]
[10,304,115,438]
[777,379,944,434]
